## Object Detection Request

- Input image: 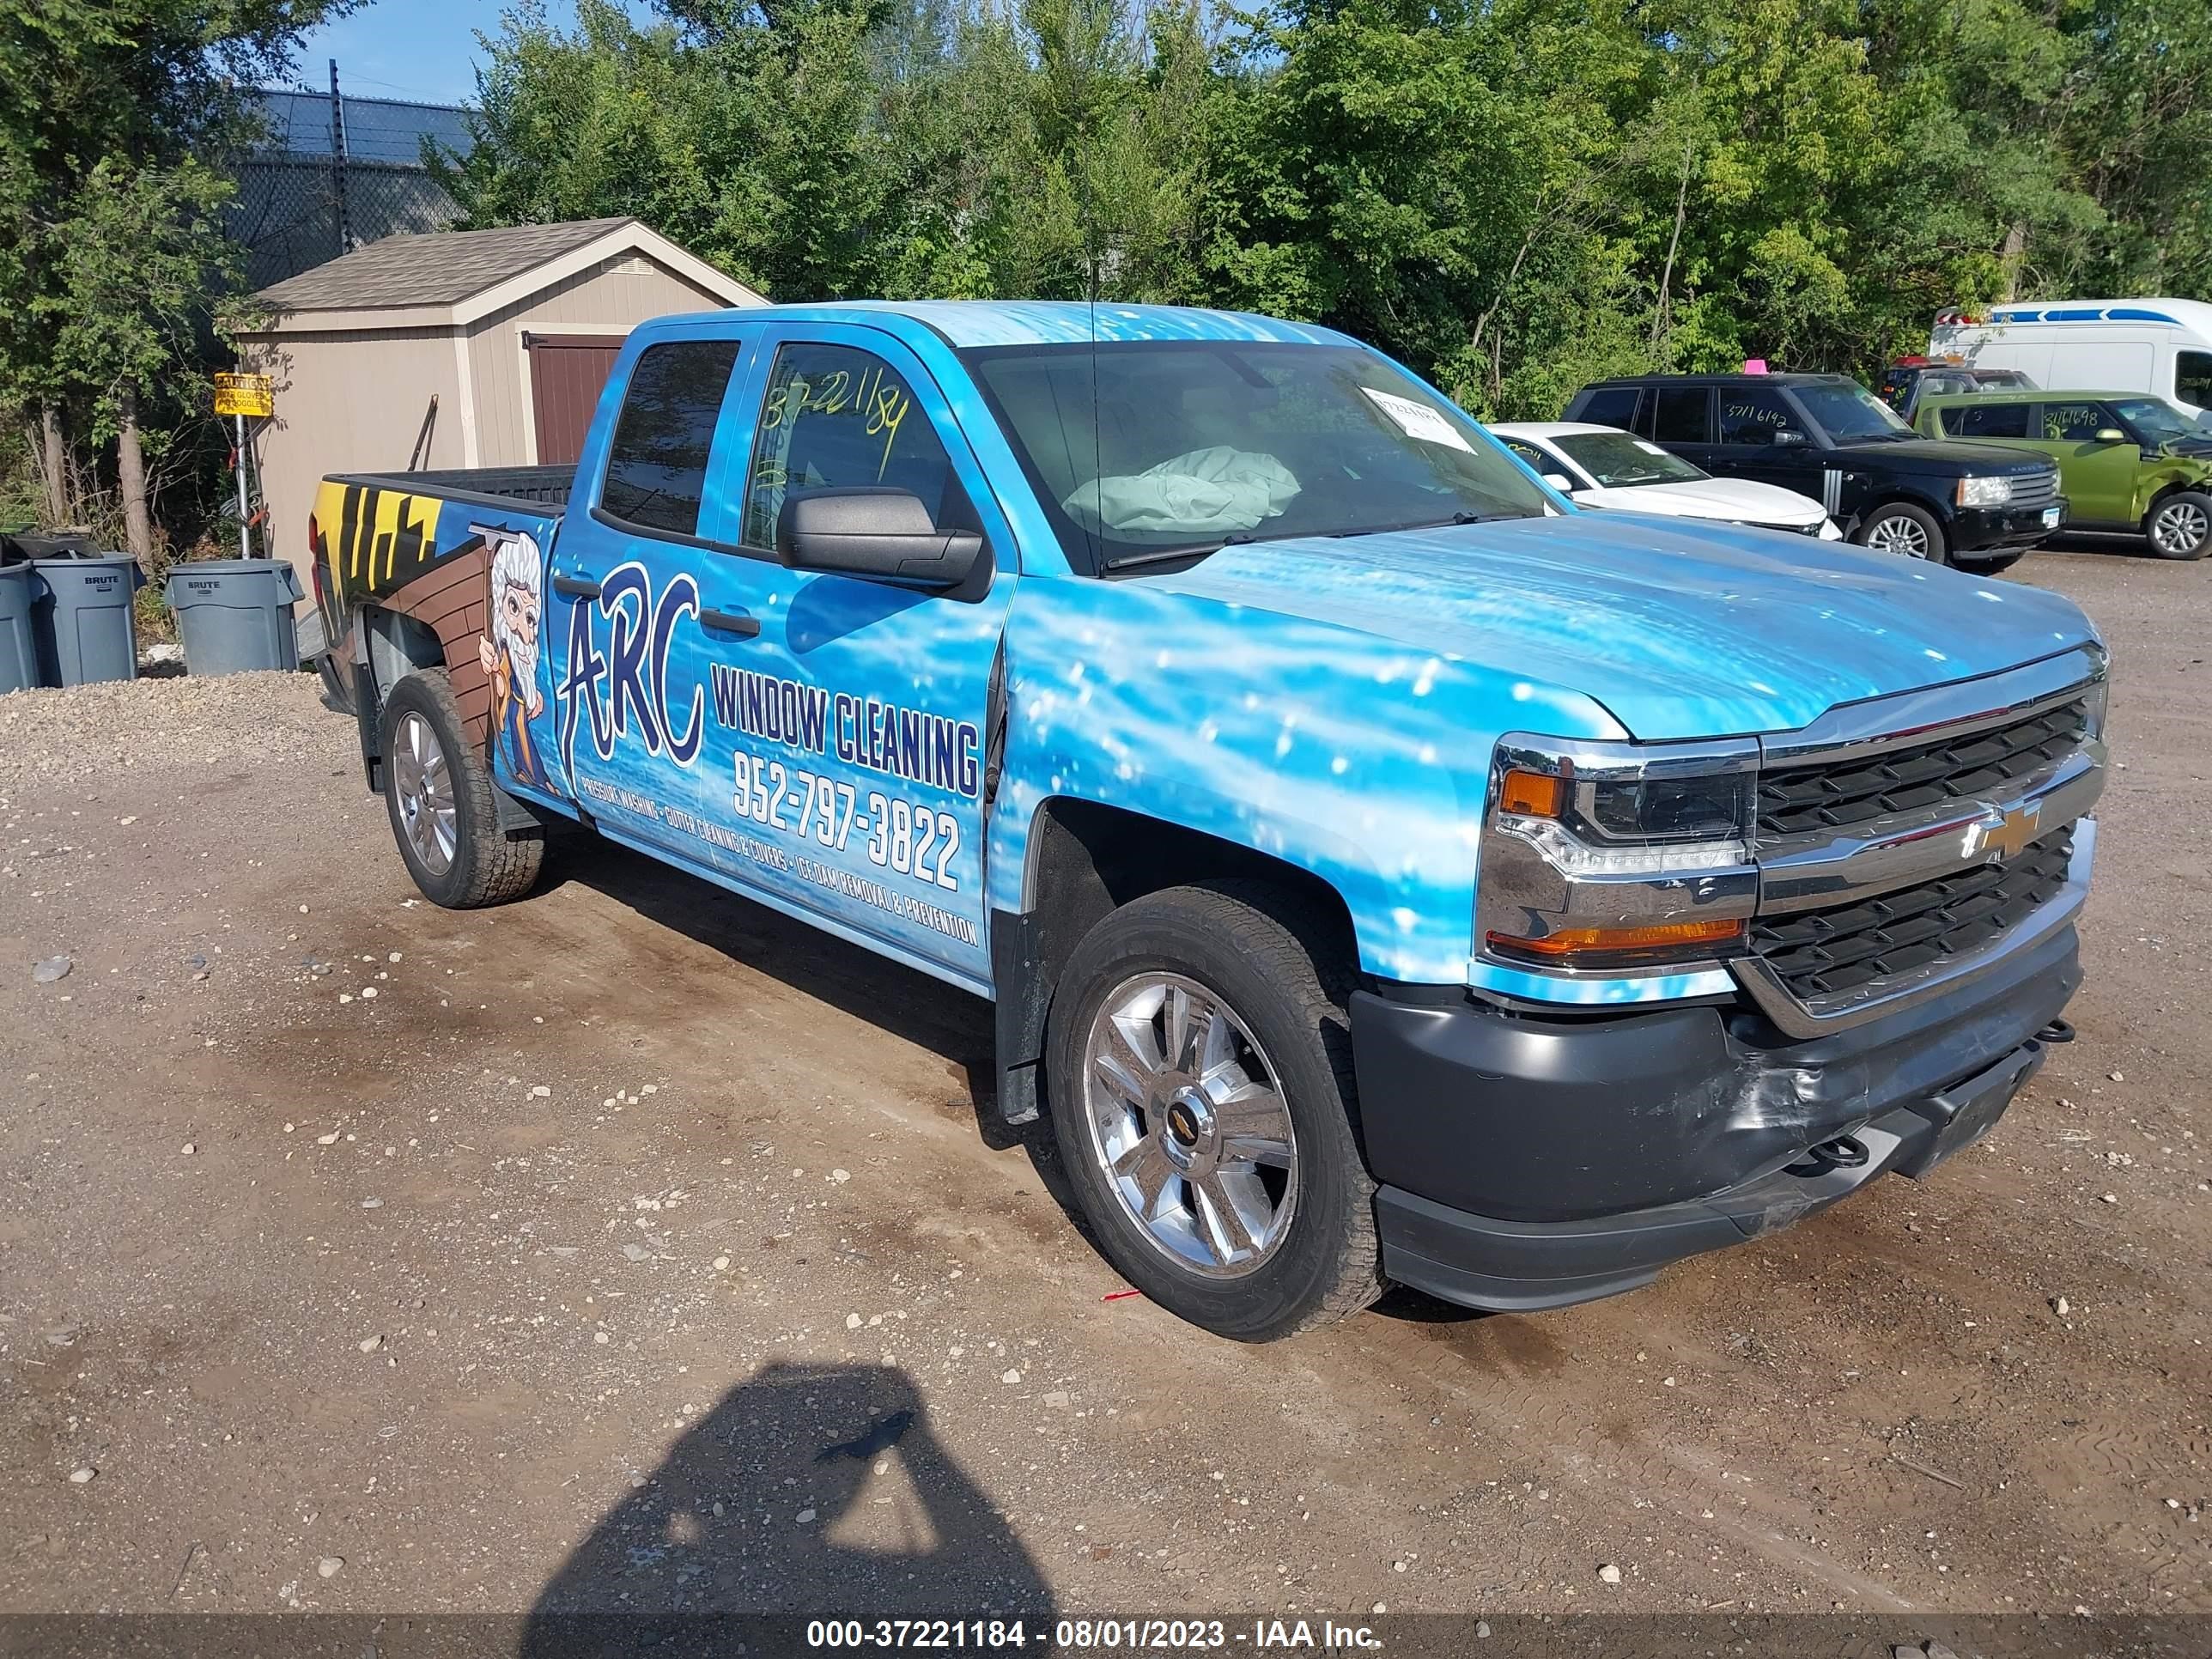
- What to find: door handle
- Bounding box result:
[698,607,762,639]
[551,574,601,599]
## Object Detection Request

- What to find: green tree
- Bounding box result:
[0,0,352,548]
[39,155,240,558]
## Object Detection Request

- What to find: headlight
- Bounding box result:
[1480,738,1758,969]
[1957,474,2013,507]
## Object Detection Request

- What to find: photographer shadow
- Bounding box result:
[522,1361,1052,1655]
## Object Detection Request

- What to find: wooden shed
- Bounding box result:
[240,216,766,587]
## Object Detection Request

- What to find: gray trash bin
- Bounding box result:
[165,559,307,677]
[0,563,38,694]
[32,554,143,686]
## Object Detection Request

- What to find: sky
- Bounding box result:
[291,0,647,107]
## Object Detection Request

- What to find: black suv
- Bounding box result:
[1564,373,2064,569]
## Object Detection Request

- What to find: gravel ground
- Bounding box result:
[0,546,2206,1631]
[0,671,333,794]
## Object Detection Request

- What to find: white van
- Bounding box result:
[1931,299,2212,416]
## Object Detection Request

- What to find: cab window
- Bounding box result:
[2178,350,2212,410]
[1717,389,1805,446]
[600,340,743,538]
[1945,402,2031,440]
[1500,438,1554,472]
[1651,386,1711,443]
[741,342,968,552]
[2040,401,2111,442]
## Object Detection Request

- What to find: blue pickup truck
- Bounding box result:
[307,301,2107,1341]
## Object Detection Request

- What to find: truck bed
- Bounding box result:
[327,465,574,514]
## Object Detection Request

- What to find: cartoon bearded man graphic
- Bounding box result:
[476,526,552,793]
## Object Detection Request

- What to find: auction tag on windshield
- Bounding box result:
[1362,386,1474,453]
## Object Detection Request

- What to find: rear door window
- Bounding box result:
[599,339,743,538]
[1717,389,1807,446]
[1947,402,2031,439]
[1575,386,1644,429]
[2039,401,2111,442]
[1651,386,1711,443]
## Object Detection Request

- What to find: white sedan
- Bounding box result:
[1491,422,1843,539]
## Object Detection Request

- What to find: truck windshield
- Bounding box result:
[1796,382,1916,444]
[1552,432,1706,487]
[964,340,1549,573]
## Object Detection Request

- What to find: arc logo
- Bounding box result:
[555,561,704,773]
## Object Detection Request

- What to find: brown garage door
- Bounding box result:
[527,333,627,467]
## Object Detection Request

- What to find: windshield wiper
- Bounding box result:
[1329,510,1522,538]
[1098,531,1267,574]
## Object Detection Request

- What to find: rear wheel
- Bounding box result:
[2145,490,2212,560]
[1856,501,1948,564]
[379,669,544,908]
[1044,882,1382,1342]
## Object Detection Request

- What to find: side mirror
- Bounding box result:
[1542,473,1577,493]
[2094,428,2128,444]
[779,487,983,588]
[1772,428,1809,447]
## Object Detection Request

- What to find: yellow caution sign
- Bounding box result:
[214,373,274,418]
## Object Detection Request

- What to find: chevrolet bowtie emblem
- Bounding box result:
[1967,800,2042,863]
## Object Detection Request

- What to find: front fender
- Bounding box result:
[984,576,1625,984]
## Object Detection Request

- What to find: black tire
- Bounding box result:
[378,669,544,908]
[1957,550,2027,575]
[1043,881,1382,1341]
[2144,490,2212,560]
[1854,501,1949,565]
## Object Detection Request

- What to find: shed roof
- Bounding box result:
[258,217,635,313]
[248,216,766,333]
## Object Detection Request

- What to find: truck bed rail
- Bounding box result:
[328,465,574,514]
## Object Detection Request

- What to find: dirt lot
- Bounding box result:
[0,544,2206,1632]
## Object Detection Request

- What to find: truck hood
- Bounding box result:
[1142,513,2098,741]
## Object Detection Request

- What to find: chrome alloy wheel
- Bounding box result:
[389,710,458,875]
[2151,497,2210,556]
[1082,973,1299,1278]
[1865,514,1934,558]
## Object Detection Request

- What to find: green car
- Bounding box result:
[1915,389,2212,560]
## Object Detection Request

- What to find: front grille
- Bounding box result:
[1750,830,2073,1000]
[1758,700,2087,840]
[2003,470,2060,509]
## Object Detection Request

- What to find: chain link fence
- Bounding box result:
[227,90,475,290]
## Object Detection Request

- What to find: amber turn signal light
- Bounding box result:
[1486,917,1744,966]
[1498,769,1565,817]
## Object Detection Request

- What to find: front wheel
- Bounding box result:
[2146,491,2212,560]
[379,669,544,908]
[1856,501,1948,564]
[1044,882,1382,1342]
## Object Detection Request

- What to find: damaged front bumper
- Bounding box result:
[1349,917,2080,1312]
